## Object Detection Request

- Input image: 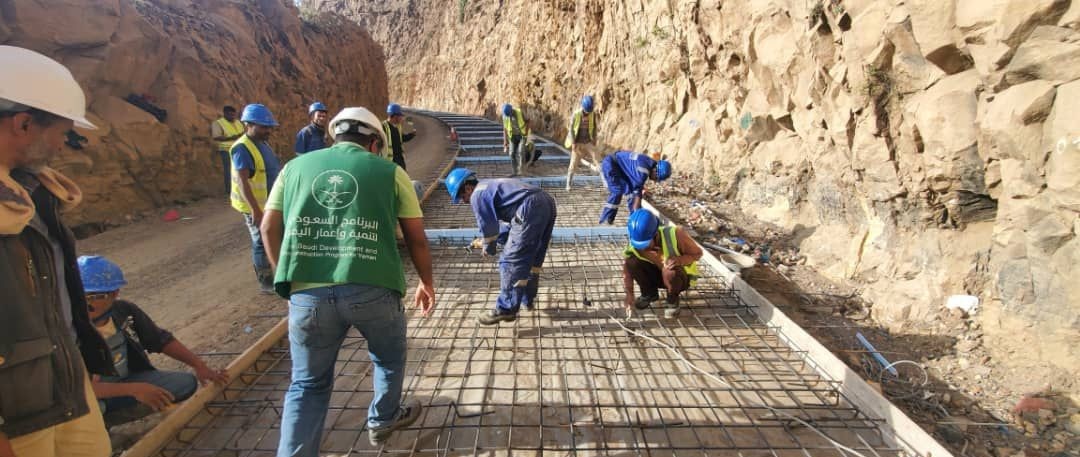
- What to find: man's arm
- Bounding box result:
[261,209,284,271]
[161,340,229,386]
[402,131,416,143]
[399,217,435,316]
[1,433,15,457]
[91,378,173,411]
[664,227,703,270]
[211,123,229,142]
[236,168,262,224]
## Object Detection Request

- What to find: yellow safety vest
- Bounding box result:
[229,135,268,214]
[215,118,243,151]
[623,226,700,286]
[502,108,529,138]
[381,120,403,161]
[564,109,596,148]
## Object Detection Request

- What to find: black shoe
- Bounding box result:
[369,400,422,446]
[634,294,659,310]
[478,309,517,325]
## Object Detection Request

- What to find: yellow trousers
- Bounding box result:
[10,372,110,457]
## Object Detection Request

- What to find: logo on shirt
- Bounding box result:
[311,170,359,210]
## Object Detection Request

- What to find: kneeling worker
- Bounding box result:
[78,256,229,425]
[623,209,702,318]
[445,168,557,325]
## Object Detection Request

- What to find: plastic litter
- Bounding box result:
[162,209,180,222]
[945,295,979,314]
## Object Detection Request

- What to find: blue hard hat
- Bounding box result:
[501,103,513,117]
[581,95,594,113]
[445,167,477,204]
[627,209,660,250]
[241,103,278,127]
[655,160,672,181]
[308,102,327,116]
[78,255,127,293]
[387,103,403,116]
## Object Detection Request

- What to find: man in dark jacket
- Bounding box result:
[77,256,229,425]
[0,46,112,457]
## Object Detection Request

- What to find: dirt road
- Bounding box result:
[78,113,450,371]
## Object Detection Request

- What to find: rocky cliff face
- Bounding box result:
[1,0,388,232]
[322,0,1078,391]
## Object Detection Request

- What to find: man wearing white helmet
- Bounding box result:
[0,46,112,457]
[260,107,436,454]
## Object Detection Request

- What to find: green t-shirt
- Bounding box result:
[267,142,421,296]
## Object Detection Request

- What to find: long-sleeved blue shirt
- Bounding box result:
[612,150,656,195]
[294,123,327,155]
[469,179,543,241]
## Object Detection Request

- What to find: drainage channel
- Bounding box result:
[126,109,945,457]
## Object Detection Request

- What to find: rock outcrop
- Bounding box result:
[321,0,1078,395]
[2,0,388,231]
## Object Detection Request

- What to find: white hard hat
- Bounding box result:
[329,107,387,147]
[0,46,96,130]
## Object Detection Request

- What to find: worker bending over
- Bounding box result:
[500,103,530,177]
[598,150,672,224]
[445,168,557,325]
[78,256,228,425]
[623,209,702,318]
[564,95,600,189]
[294,102,329,155]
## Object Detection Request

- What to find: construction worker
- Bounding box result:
[293,102,329,155]
[623,209,702,318]
[382,103,416,170]
[445,167,557,325]
[0,45,112,457]
[230,103,282,294]
[210,106,243,195]
[77,256,229,426]
[500,103,530,176]
[564,95,600,190]
[260,107,435,453]
[598,150,672,225]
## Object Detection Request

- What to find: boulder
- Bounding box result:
[90,96,170,159]
[1003,31,1080,86]
[956,0,1009,32]
[980,80,1056,160]
[884,15,947,92]
[967,43,1012,76]
[906,0,960,61]
[993,0,1071,47]
[6,0,121,49]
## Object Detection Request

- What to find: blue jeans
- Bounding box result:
[278,284,408,457]
[99,369,198,414]
[243,213,271,274]
[217,149,230,196]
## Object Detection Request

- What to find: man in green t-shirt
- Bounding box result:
[260,107,436,454]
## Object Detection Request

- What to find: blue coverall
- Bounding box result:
[470,179,557,314]
[294,123,327,155]
[599,150,656,224]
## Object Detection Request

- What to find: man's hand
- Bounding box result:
[663,256,683,270]
[250,209,263,227]
[194,363,230,386]
[1,433,16,457]
[414,281,436,317]
[129,382,175,411]
[483,242,497,257]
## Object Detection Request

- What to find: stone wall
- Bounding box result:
[1,0,388,231]
[322,0,1078,389]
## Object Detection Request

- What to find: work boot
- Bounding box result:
[633,294,659,310]
[368,400,422,446]
[477,309,517,325]
[663,300,682,319]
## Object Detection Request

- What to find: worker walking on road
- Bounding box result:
[382,103,416,170]
[598,150,672,224]
[623,209,702,319]
[0,45,112,457]
[77,256,229,426]
[211,106,243,195]
[564,95,600,190]
[445,168,557,325]
[500,103,530,177]
[261,107,436,454]
[230,103,282,294]
[293,102,329,156]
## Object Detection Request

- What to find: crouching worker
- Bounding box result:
[598,150,672,225]
[445,168,557,325]
[623,209,702,319]
[77,255,229,425]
